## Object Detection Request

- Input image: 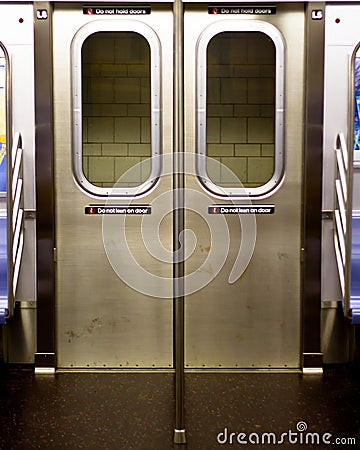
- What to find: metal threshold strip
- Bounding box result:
[55,368,302,374]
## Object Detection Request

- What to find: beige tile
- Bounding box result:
[141,78,150,103]
[82,156,89,178]
[83,117,88,142]
[207,144,234,157]
[206,157,221,184]
[259,65,275,77]
[83,63,102,77]
[129,143,151,156]
[83,104,102,116]
[115,117,141,143]
[128,104,151,117]
[234,65,260,77]
[220,157,247,184]
[140,157,151,181]
[207,118,220,143]
[207,78,220,104]
[248,78,274,104]
[102,144,128,156]
[221,118,246,143]
[88,156,115,183]
[221,78,247,104]
[234,105,260,118]
[114,78,141,104]
[261,144,275,157]
[141,118,151,143]
[83,144,102,156]
[88,117,114,143]
[207,104,233,117]
[208,64,233,78]
[128,65,150,78]
[87,77,114,103]
[235,144,261,157]
[248,118,274,144]
[260,105,274,118]
[115,156,142,183]
[247,157,274,184]
[101,64,127,77]
[101,104,127,117]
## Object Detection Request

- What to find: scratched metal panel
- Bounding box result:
[183,3,304,368]
[53,3,174,368]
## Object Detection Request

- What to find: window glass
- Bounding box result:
[197,23,284,198]
[82,32,151,189]
[206,32,275,188]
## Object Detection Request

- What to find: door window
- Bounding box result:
[197,22,285,198]
[72,22,161,197]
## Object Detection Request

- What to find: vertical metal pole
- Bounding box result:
[173,0,186,444]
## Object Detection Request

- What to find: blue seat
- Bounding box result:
[350,212,360,324]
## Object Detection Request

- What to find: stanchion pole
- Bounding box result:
[173,0,186,444]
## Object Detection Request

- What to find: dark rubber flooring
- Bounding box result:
[0,366,360,449]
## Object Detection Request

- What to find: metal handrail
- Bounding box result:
[333,132,353,320]
[6,131,23,320]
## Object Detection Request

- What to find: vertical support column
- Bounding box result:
[173,0,186,444]
[302,3,325,373]
[34,2,56,373]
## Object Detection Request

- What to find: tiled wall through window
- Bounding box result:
[82,32,151,188]
[206,31,275,188]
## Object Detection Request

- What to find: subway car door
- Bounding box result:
[53,3,174,368]
[53,2,305,370]
[183,3,305,369]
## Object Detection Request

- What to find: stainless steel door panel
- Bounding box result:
[54,3,305,370]
[183,4,304,368]
[53,4,174,368]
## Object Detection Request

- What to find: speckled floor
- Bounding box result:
[0,367,360,449]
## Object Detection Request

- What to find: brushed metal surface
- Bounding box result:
[55,3,305,370]
[34,1,56,368]
[3,300,36,364]
[53,3,174,368]
[0,3,36,362]
[183,3,304,368]
[302,2,325,368]
[321,302,350,364]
